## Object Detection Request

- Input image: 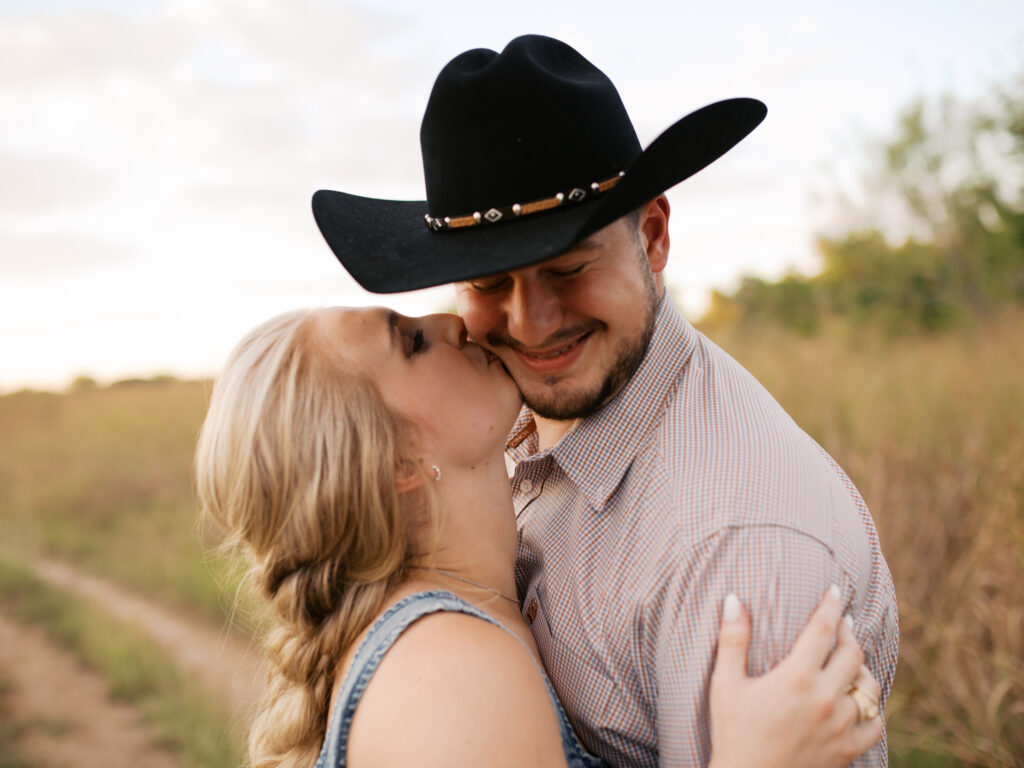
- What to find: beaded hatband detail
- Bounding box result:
[424,171,625,232]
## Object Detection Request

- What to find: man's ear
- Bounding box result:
[640,195,671,274]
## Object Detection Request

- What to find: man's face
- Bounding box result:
[454,207,666,421]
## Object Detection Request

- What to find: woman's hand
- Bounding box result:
[708,588,883,768]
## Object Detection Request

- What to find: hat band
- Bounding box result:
[424,171,624,232]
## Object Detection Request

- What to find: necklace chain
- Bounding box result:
[408,566,519,604]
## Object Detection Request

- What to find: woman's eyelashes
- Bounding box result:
[409,329,425,355]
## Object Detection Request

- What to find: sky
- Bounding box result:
[1,0,1022,391]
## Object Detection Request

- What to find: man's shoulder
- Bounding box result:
[632,331,863,543]
[665,327,794,433]
[647,329,807,470]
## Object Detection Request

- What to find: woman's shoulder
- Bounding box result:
[346,606,569,768]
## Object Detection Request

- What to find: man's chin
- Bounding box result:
[518,347,642,421]
[508,310,655,423]
[521,384,607,422]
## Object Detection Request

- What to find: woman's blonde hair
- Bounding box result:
[195,309,427,768]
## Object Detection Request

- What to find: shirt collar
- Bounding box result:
[506,295,696,508]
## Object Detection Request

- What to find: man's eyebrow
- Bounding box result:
[567,235,601,253]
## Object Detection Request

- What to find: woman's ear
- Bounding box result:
[395,460,425,494]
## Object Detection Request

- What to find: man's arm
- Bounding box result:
[652,524,897,767]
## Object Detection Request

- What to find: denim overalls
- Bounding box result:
[314,590,606,767]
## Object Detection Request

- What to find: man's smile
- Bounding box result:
[508,331,593,373]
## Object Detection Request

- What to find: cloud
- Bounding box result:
[0,152,112,211]
[0,230,133,277]
[0,0,430,289]
[0,8,187,89]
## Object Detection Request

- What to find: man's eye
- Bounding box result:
[553,264,585,278]
[469,277,510,293]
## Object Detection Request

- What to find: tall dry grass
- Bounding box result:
[707,309,1024,766]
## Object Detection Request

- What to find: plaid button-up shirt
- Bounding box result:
[507,296,898,767]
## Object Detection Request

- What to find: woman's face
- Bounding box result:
[311,307,522,467]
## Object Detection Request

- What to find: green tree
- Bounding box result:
[704,67,1024,334]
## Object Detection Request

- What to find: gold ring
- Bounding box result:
[844,684,880,723]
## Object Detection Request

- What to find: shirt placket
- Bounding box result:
[512,457,547,519]
[511,455,554,636]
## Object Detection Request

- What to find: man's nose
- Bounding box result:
[505,278,562,348]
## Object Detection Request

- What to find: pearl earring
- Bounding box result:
[431,465,442,482]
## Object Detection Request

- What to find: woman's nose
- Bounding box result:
[423,313,467,347]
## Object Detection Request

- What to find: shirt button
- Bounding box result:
[519,478,534,493]
[525,598,538,623]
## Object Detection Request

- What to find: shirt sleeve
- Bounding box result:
[652,523,892,767]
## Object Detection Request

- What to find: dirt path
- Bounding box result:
[31,558,266,733]
[0,611,181,768]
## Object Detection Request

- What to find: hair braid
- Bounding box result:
[196,309,429,768]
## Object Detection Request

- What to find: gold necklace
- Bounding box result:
[408,566,519,604]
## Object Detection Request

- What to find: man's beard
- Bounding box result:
[521,275,659,421]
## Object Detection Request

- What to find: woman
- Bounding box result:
[195,307,883,768]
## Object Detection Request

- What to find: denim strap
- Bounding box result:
[315,589,604,767]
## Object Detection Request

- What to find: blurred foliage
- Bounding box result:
[703,67,1024,336]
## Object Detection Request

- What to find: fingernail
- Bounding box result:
[829,584,840,600]
[723,593,741,622]
[844,615,854,631]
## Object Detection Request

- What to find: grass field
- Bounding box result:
[0,379,254,629]
[1,312,1022,766]
[0,672,33,768]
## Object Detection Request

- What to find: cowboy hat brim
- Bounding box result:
[312,97,766,294]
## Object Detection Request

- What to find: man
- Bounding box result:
[312,34,898,766]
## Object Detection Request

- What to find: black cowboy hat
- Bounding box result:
[312,34,766,294]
